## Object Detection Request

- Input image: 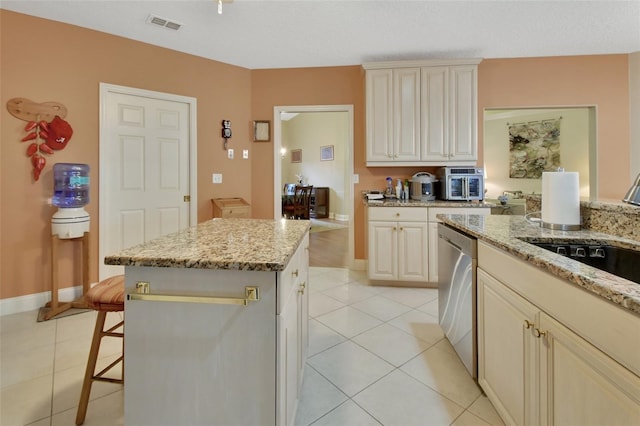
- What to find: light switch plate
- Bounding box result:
[228,149,234,159]
[212,173,222,183]
[243,149,249,159]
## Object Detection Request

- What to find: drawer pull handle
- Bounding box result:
[524,320,534,329]
[292,269,299,278]
[298,282,306,295]
[127,282,259,306]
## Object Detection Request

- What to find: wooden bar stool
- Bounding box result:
[76,275,125,425]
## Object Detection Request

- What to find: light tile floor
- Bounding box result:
[0,267,504,426]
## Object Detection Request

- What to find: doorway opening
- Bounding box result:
[273,105,355,268]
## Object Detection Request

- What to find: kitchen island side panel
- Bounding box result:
[123,266,277,426]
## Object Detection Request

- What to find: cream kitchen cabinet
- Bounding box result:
[421,65,479,164]
[277,233,309,426]
[367,207,428,281]
[365,68,421,163]
[364,59,481,167]
[478,243,640,426]
[427,207,489,283]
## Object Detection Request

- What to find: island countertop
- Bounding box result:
[438,214,640,315]
[105,218,310,271]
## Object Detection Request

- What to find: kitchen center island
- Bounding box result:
[105,218,310,426]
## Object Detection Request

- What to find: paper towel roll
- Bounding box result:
[541,171,580,230]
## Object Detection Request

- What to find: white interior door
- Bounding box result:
[99,84,197,279]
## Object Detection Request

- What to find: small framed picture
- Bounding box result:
[291,149,302,163]
[320,145,334,161]
[253,120,270,142]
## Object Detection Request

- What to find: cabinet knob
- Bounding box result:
[399,227,404,231]
[533,328,546,338]
[396,213,400,217]
[292,269,299,277]
[393,226,397,231]
[524,320,534,329]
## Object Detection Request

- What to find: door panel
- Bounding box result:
[102,90,191,278]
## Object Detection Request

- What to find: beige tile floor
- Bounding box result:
[0,267,504,426]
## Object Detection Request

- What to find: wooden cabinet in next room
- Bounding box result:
[310,187,329,219]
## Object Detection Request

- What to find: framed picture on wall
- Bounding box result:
[320,145,334,161]
[291,149,302,163]
[253,120,270,142]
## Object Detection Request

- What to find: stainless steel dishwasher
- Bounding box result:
[438,223,478,379]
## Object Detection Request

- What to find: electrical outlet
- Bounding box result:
[353,174,359,184]
[243,149,249,159]
[228,149,234,159]
[212,173,222,183]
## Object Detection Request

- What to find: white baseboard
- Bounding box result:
[1,285,85,316]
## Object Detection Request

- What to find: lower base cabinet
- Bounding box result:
[277,233,309,426]
[124,234,309,426]
[478,268,640,426]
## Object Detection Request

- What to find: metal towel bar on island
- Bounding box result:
[126,282,260,305]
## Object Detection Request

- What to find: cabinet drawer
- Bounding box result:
[428,207,490,222]
[368,207,427,222]
[277,233,309,314]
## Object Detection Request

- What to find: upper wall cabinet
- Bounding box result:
[364,59,482,167]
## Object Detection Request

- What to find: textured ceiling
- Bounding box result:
[2,0,639,69]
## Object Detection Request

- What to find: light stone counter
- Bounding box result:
[365,198,495,208]
[105,218,310,271]
[438,214,640,315]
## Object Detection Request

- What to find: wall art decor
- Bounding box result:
[6,98,74,181]
[320,145,334,161]
[508,117,561,179]
[291,149,302,163]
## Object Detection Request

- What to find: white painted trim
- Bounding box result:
[273,105,355,267]
[362,58,483,70]
[0,285,86,316]
[98,83,197,280]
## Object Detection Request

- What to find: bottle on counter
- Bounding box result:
[396,179,402,199]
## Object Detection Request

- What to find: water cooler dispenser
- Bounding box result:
[51,163,90,238]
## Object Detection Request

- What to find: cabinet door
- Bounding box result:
[368,221,397,280]
[297,235,310,391]
[427,222,439,283]
[538,312,640,426]
[277,293,300,426]
[394,68,421,161]
[477,269,539,426]
[397,221,428,281]
[448,65,477,161]
[420,66,449,161]
[366,69,394,162]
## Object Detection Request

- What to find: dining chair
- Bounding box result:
[283,185,313,219]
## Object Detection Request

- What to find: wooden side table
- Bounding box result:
[44,232,90,320]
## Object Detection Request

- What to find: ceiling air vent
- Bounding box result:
[147,14,182,31]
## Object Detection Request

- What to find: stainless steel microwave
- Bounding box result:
[437,167,484,201]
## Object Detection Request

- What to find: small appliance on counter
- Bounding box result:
[410,172,437,201]
[437,167,484,201]
[623,173,640,206]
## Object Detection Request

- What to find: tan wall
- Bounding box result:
[1,11,252,299]
[1,10,633,302]
[477,55,630,199]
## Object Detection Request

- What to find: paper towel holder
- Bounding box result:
[541,168,581,231]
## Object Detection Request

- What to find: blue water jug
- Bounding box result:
[52,163,90,208]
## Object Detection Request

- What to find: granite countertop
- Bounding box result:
[438,214,640,315]
[366,199,495,208]
[105,218,310,271]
